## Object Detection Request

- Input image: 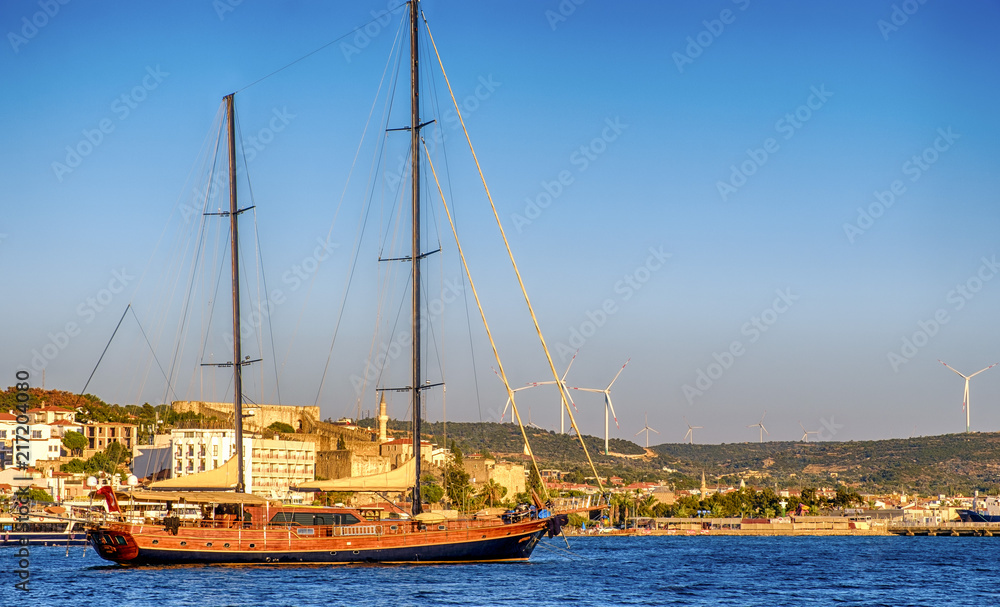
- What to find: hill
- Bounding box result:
[366,417,1000,495]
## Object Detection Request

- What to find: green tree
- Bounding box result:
[61,431,88,457]
[28,488,53,503]
[444,464,471,508]
[268,421,295,434]
[105,441,131,464]
[449,440,463,466]
[421,475,445,504]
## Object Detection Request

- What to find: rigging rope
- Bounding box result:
[236,2,408,94]
[423,13,605,493]
[421,141,547,500]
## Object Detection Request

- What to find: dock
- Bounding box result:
[887,522,1000,537]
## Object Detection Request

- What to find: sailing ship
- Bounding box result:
[86,0,600,565]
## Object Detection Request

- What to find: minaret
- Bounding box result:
[378,393,389,442]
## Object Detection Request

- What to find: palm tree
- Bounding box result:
[478,479,507,508]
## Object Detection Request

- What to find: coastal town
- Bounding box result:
[4,389,998,542]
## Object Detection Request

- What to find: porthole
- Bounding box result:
[180,541,187,546]
[249,543,256,548]
[152,540,159,545]
[390,525,398,531]
[353,550,360,555]
[438,525,446,531]
[330,551,337,555]
[224,543,230,548]
[206,542,213,547]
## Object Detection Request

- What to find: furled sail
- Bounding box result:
[148,455,241,491]
[297,457,416,492]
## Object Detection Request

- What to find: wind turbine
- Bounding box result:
[491,368,534,424]
[799,422,818,442]
[527,349,581,434]
[570,358,629,455]
[747,410,768,443]
[938,360,998,433]
[635,412,659,448]
[683,417,702,444]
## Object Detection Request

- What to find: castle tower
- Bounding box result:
[378,393,389,442]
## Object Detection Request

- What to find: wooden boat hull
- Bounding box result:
[87,515,563,566]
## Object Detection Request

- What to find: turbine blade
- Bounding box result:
[607,358,631,390]
[938,359,969,379]
[650,427,660,434]
[561,349,580,381]
[761,425,768,435]
[968,363,999,378]
[606,394,620,428]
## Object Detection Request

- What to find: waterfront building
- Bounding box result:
[166,428,315,497]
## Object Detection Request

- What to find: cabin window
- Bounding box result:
[224,543,230,548]
[335,513,361,526]
[114,536,127,545]
[389,525,398,531]
[180,541,187,546]
[249,543,255,548]
[313,516,326,526]
[438,525,446,531]
[206,542,213,547]
[152,540,158,545]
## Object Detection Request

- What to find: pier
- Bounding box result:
[887,522,1000,537]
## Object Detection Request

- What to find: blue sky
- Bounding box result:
[2,0,999,445]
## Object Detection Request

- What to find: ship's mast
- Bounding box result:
[409,0,422,517]
[225,93,246,494]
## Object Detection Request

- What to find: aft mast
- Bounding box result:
[409,0,423,517]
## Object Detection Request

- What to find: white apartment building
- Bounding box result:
[168,428,315,497]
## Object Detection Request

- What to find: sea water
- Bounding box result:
[4,535,999,606]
